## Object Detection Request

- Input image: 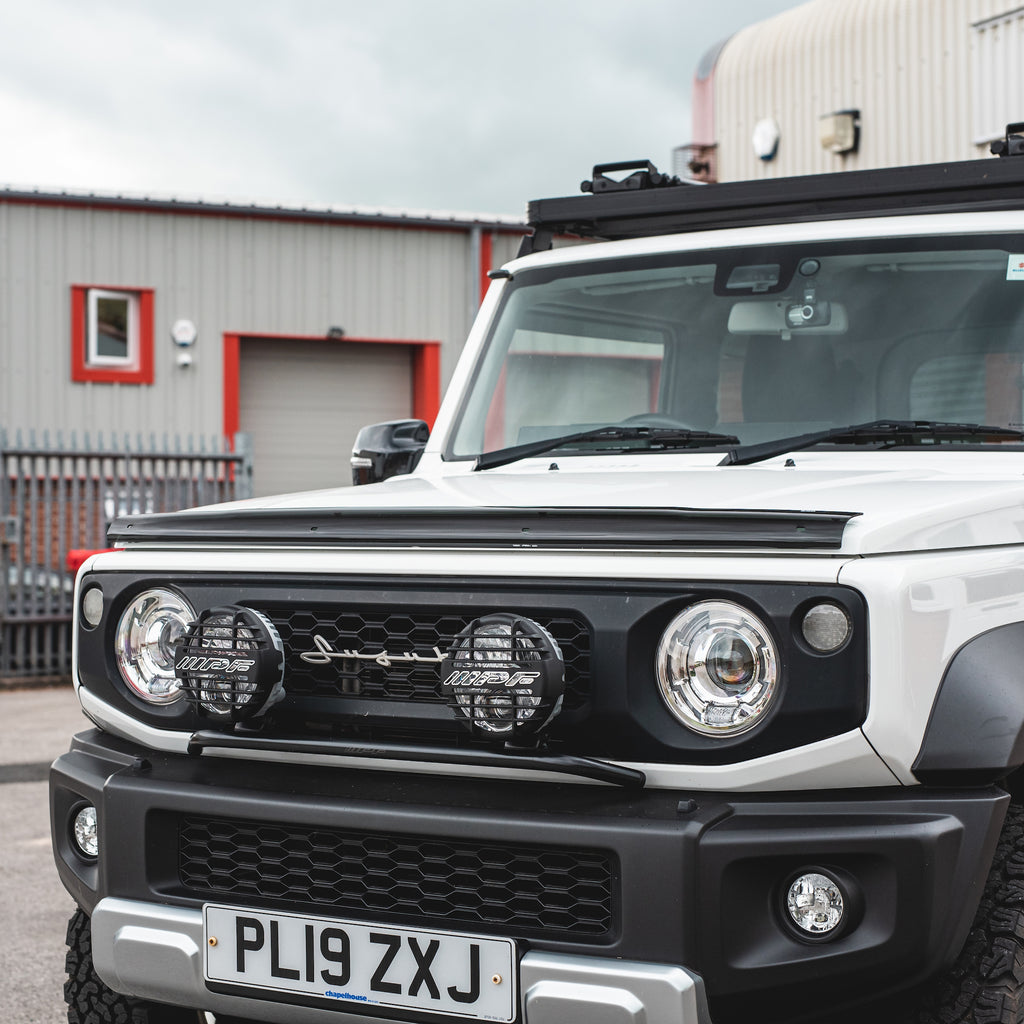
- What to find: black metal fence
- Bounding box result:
[1,429,253,685]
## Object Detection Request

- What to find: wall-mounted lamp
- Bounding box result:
[171,319,198,347]
[171,319,197,369]
[752,118,780,162]
[327,325,346,339]
[819,110,860,155]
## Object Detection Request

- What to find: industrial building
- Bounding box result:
[0,188,524,682]
[681,0,1023,183]
[0,189,524,496]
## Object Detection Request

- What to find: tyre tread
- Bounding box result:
[919,804,1024,1024]
[64,908,200,1024]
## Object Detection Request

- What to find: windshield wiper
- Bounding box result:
[719,419,1024,467]
[475,426,740,471]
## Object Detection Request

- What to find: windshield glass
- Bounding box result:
[449,236,1024,458]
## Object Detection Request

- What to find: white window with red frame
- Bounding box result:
[71,285,154,384]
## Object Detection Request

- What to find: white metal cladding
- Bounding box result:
[238,337,413,496]
[708,0,1019,183]
[0,196,524,441]
[973,6,1024,144]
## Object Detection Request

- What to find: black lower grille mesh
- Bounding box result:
[179,816,615,942]
[257,605,591,710]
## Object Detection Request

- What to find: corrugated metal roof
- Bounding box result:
[0,183,526,232]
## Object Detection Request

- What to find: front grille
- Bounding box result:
[179,815,616,942]
[258,605,591,711]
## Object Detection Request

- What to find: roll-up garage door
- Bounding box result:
[239,337,413,497]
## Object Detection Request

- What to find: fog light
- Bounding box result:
[441,613,565,740]
[174,606,285,720]
[801,603,851,653]
[786,871,844,936]
[72,805,98,858]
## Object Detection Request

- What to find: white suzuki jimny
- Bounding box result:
[52,130,1024,1024]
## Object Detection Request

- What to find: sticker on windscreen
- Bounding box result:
[1006,255,1024,280]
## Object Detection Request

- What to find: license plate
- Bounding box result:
[203,904,517,1022]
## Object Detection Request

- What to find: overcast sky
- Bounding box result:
[0,0,803,216]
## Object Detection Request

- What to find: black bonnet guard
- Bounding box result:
[109,506,859,550]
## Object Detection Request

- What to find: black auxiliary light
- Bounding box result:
[441,612,566,742]
[174,605,285,722]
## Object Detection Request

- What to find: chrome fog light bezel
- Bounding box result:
[783,869,849,940]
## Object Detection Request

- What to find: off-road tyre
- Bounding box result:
[65,907,203,1024]
[917,802,1024,1024]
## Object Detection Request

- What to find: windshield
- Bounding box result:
[449,236,1024,459]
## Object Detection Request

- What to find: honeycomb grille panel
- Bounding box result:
[179,816,616,941]
[257,605,591,710]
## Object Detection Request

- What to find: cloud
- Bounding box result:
[0,0,800,212]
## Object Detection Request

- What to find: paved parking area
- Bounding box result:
[1,686,88,1024]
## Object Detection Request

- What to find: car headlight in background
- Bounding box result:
[657,600,778,736]
[115,588,195,704]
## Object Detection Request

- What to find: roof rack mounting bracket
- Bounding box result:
[991,121,1024,158]
[582,160,681,194]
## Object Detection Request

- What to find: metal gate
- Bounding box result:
[0,430,253,686]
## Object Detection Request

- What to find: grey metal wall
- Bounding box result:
[0,197,524,439]
[708,0,1017,182]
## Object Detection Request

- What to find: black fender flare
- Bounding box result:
[914,622,1024,785]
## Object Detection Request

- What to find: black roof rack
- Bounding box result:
[521,147,1024,256]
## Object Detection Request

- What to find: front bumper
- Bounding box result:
[90,898,708,1024]
[51,728,1008,1024]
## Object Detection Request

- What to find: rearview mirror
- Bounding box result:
[351,419,429,486]
[728,300,848,335]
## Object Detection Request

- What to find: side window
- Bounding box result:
[71,285,154,384]
[484,330,665,449]
[910,353,1023,425]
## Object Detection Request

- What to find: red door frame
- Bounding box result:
[222,332,442,440]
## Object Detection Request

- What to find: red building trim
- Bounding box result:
[222,333,442,441]
[70,284,155,385]
[412,343,442,426]
[223,333,242,438]
[479,230,494,306]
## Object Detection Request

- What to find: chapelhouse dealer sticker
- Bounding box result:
[1007,255,1024,281]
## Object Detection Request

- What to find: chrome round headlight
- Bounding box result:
[115,588,195,704]
[656,600,778,736]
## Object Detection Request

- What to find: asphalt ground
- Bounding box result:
[1,686,89,1024]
